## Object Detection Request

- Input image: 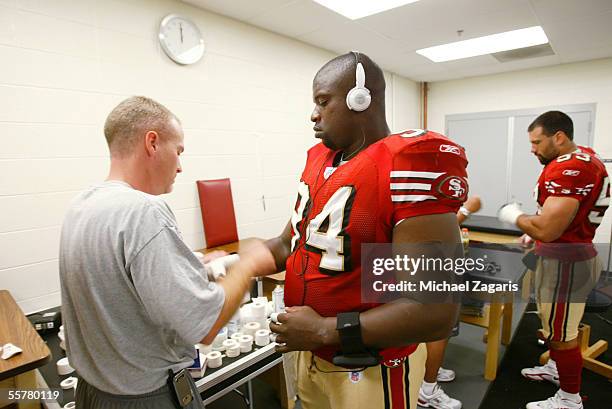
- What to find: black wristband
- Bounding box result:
[336,312,367,355]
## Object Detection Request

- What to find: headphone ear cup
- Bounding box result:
[346,87,371,112]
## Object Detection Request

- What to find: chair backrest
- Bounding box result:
[196,178,239,248]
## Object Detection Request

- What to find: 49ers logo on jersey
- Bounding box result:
[437,176,468,201]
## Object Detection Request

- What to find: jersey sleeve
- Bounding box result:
[130,226,226,345]
[390,139,468,224]
[543,154,599,202]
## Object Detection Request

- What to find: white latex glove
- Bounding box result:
[498,202,525,226]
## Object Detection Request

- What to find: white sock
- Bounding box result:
[558,389,581,402]
[421,381,437,395]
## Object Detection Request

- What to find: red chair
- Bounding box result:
[196,178,239,248]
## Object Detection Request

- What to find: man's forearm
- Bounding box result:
[319,302,459,349]
[201,264,253,344]
[265,236,292,273]
[516,214,559,242]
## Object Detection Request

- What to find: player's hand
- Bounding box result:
[498,202,525,226]
[269,306,332,353]
[464,195,482,213]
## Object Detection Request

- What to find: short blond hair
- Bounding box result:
[104,96,178,156]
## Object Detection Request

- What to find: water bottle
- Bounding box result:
[461,228,470,253]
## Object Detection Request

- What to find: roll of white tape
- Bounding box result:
[251,302,267,319]
[255,329,270,346]
[60,377,78,390]
[230,332,243,341]
[243,321,261,337]
[206,351,222,368]
[222,339,237,349]
[269,333,278,343]
[226,344,240,358]
[56,357,74,375]
[63,402,76,409]
[239,335,253,353]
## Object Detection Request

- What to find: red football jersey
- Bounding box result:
[285,129,469,363]
[534,146,610,258]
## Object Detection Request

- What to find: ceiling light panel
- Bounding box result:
[416,26,549,62]
[312,0,421,20]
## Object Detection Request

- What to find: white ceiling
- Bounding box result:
[183,0,612,82]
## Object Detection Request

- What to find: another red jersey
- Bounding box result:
[534,146,610,259]
[285,129,469,363]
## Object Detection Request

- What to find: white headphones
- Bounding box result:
[345,51,371,112]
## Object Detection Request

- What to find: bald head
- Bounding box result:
[314,52,386,108]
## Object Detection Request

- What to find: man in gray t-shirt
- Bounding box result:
[59,96,276,408]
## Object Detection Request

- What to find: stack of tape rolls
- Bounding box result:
[222,339,237,350]
[206,351,222,368]
[56,357,74,375]
[239,335,253,353]
[60,377,78,390]
[224,339,240,358]
[230,332,243,341]
[243,322,261,337]
[255,329,270,346]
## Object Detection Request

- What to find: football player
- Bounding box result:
[499,111,609,409]
[265,52,469,409]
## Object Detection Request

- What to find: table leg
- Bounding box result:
[247,380,254,409]
[484,302,503,381]
[15,370,40,409]
[522,270,532,301]
[501,300,513,346]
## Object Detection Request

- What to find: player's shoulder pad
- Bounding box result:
[546,150,600,176]
[384,129,467,158]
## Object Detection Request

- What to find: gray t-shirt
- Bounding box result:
[59,181,225,395]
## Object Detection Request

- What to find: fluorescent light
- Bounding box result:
[313,0,421,20]
[416,26,549,62]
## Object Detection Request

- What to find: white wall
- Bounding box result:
[428,58,612,243]
[0,0,420,313]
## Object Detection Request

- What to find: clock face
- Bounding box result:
[159,15,205,65]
